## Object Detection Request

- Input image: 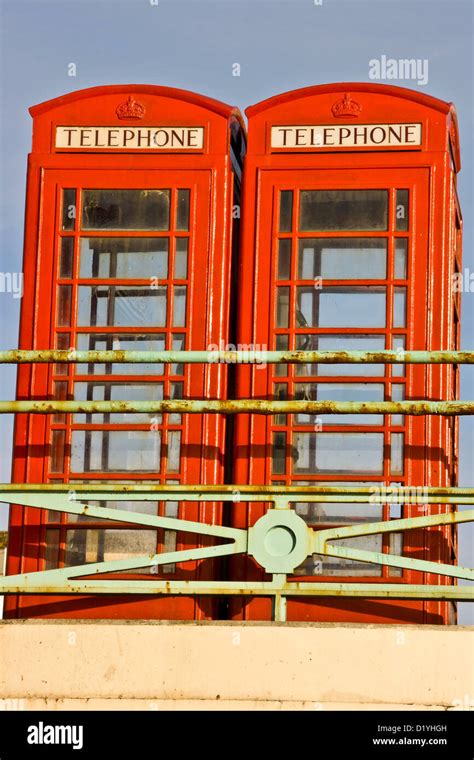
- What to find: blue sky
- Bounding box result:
[0,0,472,621]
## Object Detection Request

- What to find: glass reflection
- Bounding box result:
[299,190,388,231]
[298,238,387,280]
[82,189,170,230]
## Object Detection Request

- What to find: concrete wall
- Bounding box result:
[1,620,473,710]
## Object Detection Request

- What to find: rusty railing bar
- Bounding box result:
[0,349,473,364]
[0,399,472,415]
[0,483,472,497]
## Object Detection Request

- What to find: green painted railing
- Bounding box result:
[0,349,473,364]
[0,349,472,620]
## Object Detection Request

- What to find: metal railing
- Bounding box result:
[0,348,472,621]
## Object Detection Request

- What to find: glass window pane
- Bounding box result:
[77,286,167,327]
[293,382,315,424]
[71,431,97,473]
[295,334,386,377]
[392,335,406,377]
[55,332,70,375]
[388,485,403,519]
[396,189,409,231]
[273,382,287,425]
[276,287,290,327]
[62,189,77,231]
[169,381,183,424]
[55,332,70,350]
[50,430,66,473]
[279,190,293,232]
[389,533,404,577]
[166,431,181,472]
[79,238,169,279]
[391,432,404,475]
[299,190,388,231]
[67,499,159,524]
[162,529,177,574]
[56,285,72,327]
[76,333,166,375]
[176,189,190,231]
[44,529,60,570]
[277,239,291,280]
[53,381,68,424]
[59,238,74,278]
[162,485,179,574]
[394,239,408,279]
[296,287,386,328]
[71,430,161,472]
[294,480,383,524]
[298,239,387,280]
[391,383,405,425]
[171,334,185,375]
[172,286,187,326]
[272,432,286,474]
[393,287,406,327]
[165,504,179,518]
[292,432,384,474]
[275,333,289,376]
[73,382,164,424]
[174,238,188,279]
[82,189,170,230]
[295,382,384,425]
[65,529,157,566]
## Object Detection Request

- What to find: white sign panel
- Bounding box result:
[56,126,205,150]
[271,123,422,149]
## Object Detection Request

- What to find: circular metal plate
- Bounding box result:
[248,509,311,573]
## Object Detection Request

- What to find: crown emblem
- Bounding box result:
[116,96,146,120]
[331,93,362,119]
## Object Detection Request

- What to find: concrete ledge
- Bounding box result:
[0,699,455,711]
[1,620,473,710]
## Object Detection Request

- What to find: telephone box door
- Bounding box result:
[7,166,220,619]
[233,165,441,623]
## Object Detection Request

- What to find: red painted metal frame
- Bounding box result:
[5,85,246,620]
[233,83,461,624]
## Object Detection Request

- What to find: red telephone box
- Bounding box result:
[5,84,245,619]
[233,83,461,624]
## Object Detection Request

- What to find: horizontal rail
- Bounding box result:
[0,484,472,503]
[0,349,473,364]
[0,399,472,415]
[0,580,471,601]
[2,350,471,415]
